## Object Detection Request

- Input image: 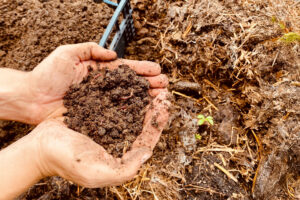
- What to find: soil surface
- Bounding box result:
[0,0,113,71]
[63,65,150,157]
[0,0,299,200]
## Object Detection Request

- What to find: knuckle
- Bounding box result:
[86,41,97,46]
[85,42,99,50]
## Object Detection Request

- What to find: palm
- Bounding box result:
[27,43,167,124]
[36,91,170,187]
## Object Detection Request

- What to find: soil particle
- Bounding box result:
[151,113,159,129]
[182,154,247,200]
[63,65,150,157]
[0,121,33,149]
[0,0,113,71]
[1,0,300,199]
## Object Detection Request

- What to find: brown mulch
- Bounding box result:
[0,0,299,199]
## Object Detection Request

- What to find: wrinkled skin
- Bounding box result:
[0,42,170,200]
[34,91,170,188]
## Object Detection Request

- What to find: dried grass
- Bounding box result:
[122,0,300,199]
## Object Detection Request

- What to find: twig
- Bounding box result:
[110,186,124,200]
[203,96,219,111]
[133,167,149,200]
[203,79,220,92]
[282,112,290,121]
[184,184,225,195]
[251,129,262,194]
[149,183,159,200]
[182,21,193,39]
[214,163,238,183]
[272,51,279,67]
[172,91,199,102]
[195,147,244,154]
[291,81,300,87]
[77,185,80,196]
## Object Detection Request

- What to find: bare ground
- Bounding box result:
[0,0,299,199]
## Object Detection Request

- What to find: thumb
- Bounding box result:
[112,147,152,184]
[122,147,152,165]
[61,42,117,61]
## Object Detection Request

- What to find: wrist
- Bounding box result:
[0,69,38,124]
[0,129,44,199]
[30,120,61,177]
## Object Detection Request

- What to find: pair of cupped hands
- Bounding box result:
[16,43,170,188]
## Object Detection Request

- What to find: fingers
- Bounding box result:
[132,91,171,150]
[82,60,168,89]
[122,147,152,165]
[97,59,161,76]
[107,147,152,185]
[144,74,169,88]
[148,88,169,97]
[75,147,152,187]
[59,42,117,62]
[37,119,153,188]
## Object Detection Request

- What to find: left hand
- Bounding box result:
[26,42,168,124]
[0,91,170,200]
[31,91,170,188]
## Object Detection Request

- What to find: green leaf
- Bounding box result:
[279,22,286,30]
[197,114,205,119]
[206,116,214,125]
[198,119,205,126]
[271,16,277,23]
[195,133,202,140]
[280,32,300,43]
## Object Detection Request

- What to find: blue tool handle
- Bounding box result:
[103,0,118,7]
[99,0,127,47]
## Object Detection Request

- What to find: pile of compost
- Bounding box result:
[0,0,299,199]
[63,65,150,157]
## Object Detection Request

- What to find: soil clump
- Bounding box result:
[63,65,150,157]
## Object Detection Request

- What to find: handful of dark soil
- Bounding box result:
[63,65,150,157]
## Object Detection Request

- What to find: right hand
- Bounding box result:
[30,91,170,187]
[24,42,168,124]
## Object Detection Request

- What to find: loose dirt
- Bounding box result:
[0,0,113,71]
[63,65,150,157]
[1,0,299,199]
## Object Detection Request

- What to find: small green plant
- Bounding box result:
[271,16,300,43]
[271,16,286,30]
[197,114,214,126]
[280,32,300,43]
[195,133,202,140]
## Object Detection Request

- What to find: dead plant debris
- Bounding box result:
[0,0,299,199]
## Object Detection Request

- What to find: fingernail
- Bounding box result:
[141,153,151,164]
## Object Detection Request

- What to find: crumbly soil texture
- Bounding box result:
[63,65,150,157]
[1,0,300,200]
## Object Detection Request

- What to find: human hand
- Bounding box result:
[30,91,170,187]
[27,42,168,124]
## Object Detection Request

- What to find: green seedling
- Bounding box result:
[271,16,286,30]
[197,114,214,126]
[280,32,300,43]
[195,133,202,140]
[271,16,300,43]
